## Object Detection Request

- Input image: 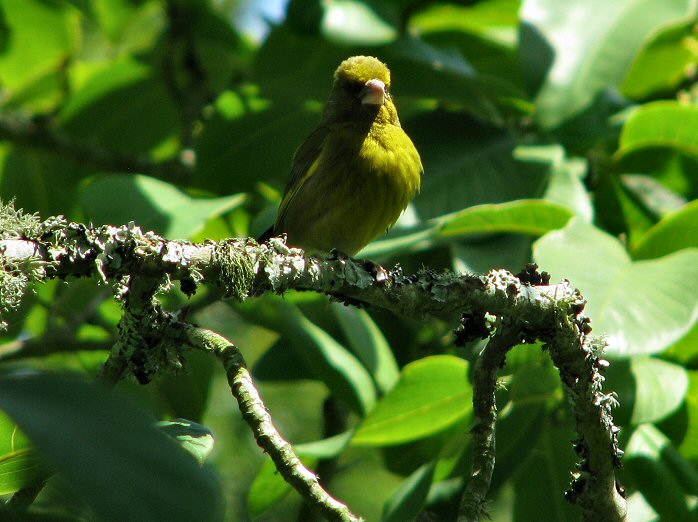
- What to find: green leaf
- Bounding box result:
[58,60,179,155]
[0,412,50,494]
[625,424,697,520]
[533,219,698,357]
[156,419,215,465]
[409,112,549,220]
[676,371,698,460]
[359,224,436,259]
[195,104,320,194]
[512,416,577,521]
[332,304,400,394]
[92,0,165,54]
[382,462,436,522]
[271,301,377,416]
[0,146,91,216]
[0,371,223,522]
[491,401,547,490]
[320,0,397,45]
[521,0,695,128]
[439,199,573,238]
[606,358,688,426]
[385,38,525,124]
[0,0,80,92]
[633,199,698,260]
[617,101,698,162]
[352,356,471,446]
[0,448,47,495]
[621,23,698,100]
[409,0,520,46]
[538,150,594,222]
[294,431,353,458]
[81,174,246,239]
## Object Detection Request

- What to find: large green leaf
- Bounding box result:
[0,146,91,216]
[383,37,525,124]
[409,111,549,220]
[621,23,698,100]
[0,411,50,494]
[58,59,179,155]
[491,354,558,490]
[606,357,688,426]
[633,199,698,259]
[520,0,695,128]
[382,461,436,522]
[676,371,698,460]
[352,356,471,446]
[616,101,698,161]
[156,419,215,466]
[511,416,577,521]
[538,150,594,222]
[92,0,165,54]
[332,304,400,395]
[439,199,573,238]
[533,219,698,357]
[81,174,246,239]
[0,371,223,522]
[320,0,397,45]
[625,424,698,520]
[409,0,521,46]
[270,301,377,416]
[0,0,80,92]
[195,103,320,194]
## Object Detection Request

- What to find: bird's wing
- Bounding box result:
[275,124,330,230]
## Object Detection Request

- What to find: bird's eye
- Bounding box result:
[346,81,363,96]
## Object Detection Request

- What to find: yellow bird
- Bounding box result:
[262,55,423,255]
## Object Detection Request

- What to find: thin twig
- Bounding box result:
[183,325,363,522]
[458,322,521,521]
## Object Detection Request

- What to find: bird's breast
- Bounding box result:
[281,122,422,254]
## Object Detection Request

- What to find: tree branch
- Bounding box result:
[183,326,362,522]
[458,322,521,521]
[0,214,626,521]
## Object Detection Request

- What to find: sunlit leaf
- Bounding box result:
[439,199,573,238]
[521,0,695,128]
[633,199,698,259]
[352,356,471,446]
[616,101,698,161]
[533,219,698,356]
[156,419,215,465]
[606,358,688,425]
[81,174,246,239]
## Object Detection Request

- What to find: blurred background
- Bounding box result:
[1,0,698,520]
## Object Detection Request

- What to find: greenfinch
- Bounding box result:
[263,55,423,255]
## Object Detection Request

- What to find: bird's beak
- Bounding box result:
[361,79,386,106]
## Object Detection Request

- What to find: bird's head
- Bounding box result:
[324,56,400,126]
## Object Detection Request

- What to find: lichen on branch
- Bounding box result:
[0,205,626,522]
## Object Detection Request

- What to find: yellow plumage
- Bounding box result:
[271,56,423,255]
